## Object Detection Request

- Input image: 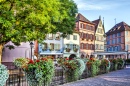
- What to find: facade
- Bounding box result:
[38,32,63,60]
[2,41,33,62]
[75,13,95,58]
[106,21,130,58]
[63,32,80,57]
[92,16,105,58]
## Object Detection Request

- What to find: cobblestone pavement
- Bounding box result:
[59,68,130,86]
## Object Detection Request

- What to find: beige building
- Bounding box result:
[92,16,105,58]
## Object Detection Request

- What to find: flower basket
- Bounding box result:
[73,48,78,52]
[14,57,54,86]
[86,58,101,77]
[100,59,110,73]
[0,64,9,86]
[58,58,85,82]
[66,48,71,52]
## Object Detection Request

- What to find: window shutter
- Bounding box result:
[84,24,86,29]
[86,43,88,50]
[86,33,88,39]
[80,23,82,28]
[83,33,86,38]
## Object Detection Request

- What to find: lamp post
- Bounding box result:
[30,42,34,60]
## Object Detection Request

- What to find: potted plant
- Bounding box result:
[14,56,54,86]
[100,59,110,73]
[86,57,101,77]
[73,48,78,52]
[58,57,85,82]
[0,64,9,86]
[66,48,71,52]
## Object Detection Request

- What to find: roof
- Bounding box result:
[92,19,100,31]
[76,13,94,25]
[106,21,130,36]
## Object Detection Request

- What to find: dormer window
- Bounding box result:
[55,33,60,40]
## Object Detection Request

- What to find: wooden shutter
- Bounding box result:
[84,24,86,29]
[86,43,88,50]
[83,33,86,39]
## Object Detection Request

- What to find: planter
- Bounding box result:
[0,64,9,86]
[73,48,78,52]
[14,57,54,86]
[65,69,79,82]
[25,69,44,86]
[66,48,71,52]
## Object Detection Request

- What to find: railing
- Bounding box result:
[2,62,125,86]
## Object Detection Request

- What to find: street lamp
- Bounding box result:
[30,42,34,60]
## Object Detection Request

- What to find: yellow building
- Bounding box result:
[92,16,105,58]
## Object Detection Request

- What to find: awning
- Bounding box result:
[39,53,63,55]
[93,51,128,55]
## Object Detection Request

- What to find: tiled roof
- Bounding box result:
[76,13,94,24]
[106,21,130,35]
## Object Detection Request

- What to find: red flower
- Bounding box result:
[36,60,40,62]
[66,58,69,60]
[28,59,34,64]
[41,58,48,61]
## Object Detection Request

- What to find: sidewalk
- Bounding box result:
[59,68,130,86]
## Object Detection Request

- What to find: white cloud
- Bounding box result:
[73,0,129,10]
[78,3,103,10]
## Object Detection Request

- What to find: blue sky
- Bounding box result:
[73,0,130,32]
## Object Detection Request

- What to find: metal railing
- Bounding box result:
[2,62,125,86]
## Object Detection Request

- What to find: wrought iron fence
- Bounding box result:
[2,62,125,86]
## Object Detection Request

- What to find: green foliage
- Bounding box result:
[86,58,101,77]
[109,59,118,71]
[100,59,110,73]
[0,64,9,86]
[76,58,85,76]
[14,57,54,86]
[58,57,85,82]
[117,58,124,69]
[0,0,77,46]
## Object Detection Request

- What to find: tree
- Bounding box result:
[0,0,78,63]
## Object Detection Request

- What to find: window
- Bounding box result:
[50,43,54,51]
[73,35,77,40]
[117,32,121,36]
[73,44,77,49]
[55,33,60,40]
[107,35,110,39]
[42,43,47,50]
[80,33,83,38]
[86,25,89,29]
[86,44,88,49]
[112,34,115,38]
[81,43,83,49]
[86,34,88,40]
[101,45,103,50]
[48,34,53,39]
[117,38,121,43]
[96,44,98,49]
[54,44,60,51]
[90,44,93,50]
[66,35,70,40]
[80,23,83,28]
[96,36,99,41]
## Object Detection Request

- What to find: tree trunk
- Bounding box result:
[0,44,4,64]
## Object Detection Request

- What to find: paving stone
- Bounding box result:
[59,68,130,86]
